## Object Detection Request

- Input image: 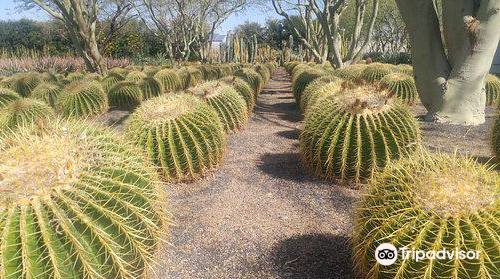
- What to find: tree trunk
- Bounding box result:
[396,0,500,125]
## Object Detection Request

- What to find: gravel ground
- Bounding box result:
[99,68,497,278]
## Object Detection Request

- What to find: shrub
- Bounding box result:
[124,94,226,181]
[354,152,500,278]
[0,119,168,278]
[300,84,420,182]
[56,81,108,118]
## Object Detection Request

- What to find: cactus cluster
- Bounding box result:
[0,120,169,278]
[300,84,420,182]
[7,72,42,97]
[138,77,163,100]
[221,76,255,112]
[125,94,226,181]
[333,64,366,80]
[292,68,325,101]
[101,73,125,93]
[233,68,264,96]
[56,81,109,118]
[108,81,143,109]
[486,74,500,106]
[299,76,341,113]
[191,81,249,132]
[354,152,500,279]
[379,73,418,105]
[126,71,148,83]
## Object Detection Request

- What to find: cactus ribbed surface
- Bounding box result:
[299,76,341,113]
[233,68,264,96]
[379,73,418,105]
[292,69,325,101]
[178,68,203,89]
[138,77,163,100]
[108,81,143,109]
[255,65,271,83]
[154,69,181,93]
[334,64,366,80]
[9,73,42,97]
[0,98,54,130]
[394,64,413,76]
[360,63,393,84]
[221,77,255,112]
[31,83,62,107]
[300,85,420,182]
[126,71,148,83]
[354,152,500,279]
[56,81,109,118]
[101,73,125,93]
[124,94,226,181]
[0,88,21,108]
[191,81,249,132]
[486,74,500,106]
[0,120,168,279]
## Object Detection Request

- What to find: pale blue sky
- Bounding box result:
[0,0,277,33]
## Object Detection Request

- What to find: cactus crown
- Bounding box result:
[135,94,199,123]
[189,81,228,98]
[333,84,393,114]
[396,153,497,217]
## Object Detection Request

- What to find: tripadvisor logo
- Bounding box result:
[375,243,481,266]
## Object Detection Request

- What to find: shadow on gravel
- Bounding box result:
[272,234,355,279]
[257,152,306,182]
[276,129,301,140]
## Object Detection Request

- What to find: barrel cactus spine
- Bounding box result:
[124,94,226,181]
[191,81,249,132]
[300,84,420,182]
[138,77,163,100]
[0,87,21,108]
[101,73,125,93]
[333,64,366,81]
[221,77,255,113]
[8,72,42,97]
[354,152,500,279]
[292,68,325,102]
[154,69,182,93]
[0,119,170,279]
[0,98,54,130]
[126,71,148,83]
[486,74,500,106]
[299,76,341,114]
[56,81,109,118]
[233,68,264,96]
[31,82,62,107]
[108,81,143,109]
[360,63,393,84]
[379,73,418,105]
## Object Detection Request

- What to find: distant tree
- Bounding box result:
[234,21,266,42]
[19,0,132,73]
[264,18,295,50]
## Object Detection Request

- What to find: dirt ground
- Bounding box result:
[101,68,498,279]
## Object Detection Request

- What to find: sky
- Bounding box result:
[0,0,278,34]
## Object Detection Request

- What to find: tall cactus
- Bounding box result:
[0,119,169,279]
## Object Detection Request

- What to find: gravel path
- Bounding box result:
[153,68,359,279]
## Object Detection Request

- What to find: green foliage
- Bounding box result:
[56,81,109,118]
[300,85,420,182]
[0,87,21,108]
[360,63,393,83]
[0,98,54,130]
[124,94,226,181]
[31,82,62,107]
[191,81,249,132]
[486,74,500,106]
[221,77,255,112]
[380,73,418,105]
[154,69,182,93]
[354,152,500,278]
[0,119,168,278]
[233,68,264,95]
[299,76,341,113]
[108,81,143,109]
[292,68,325,101]
[138,77,162,100]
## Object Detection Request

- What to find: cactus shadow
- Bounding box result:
[276,129,300,140]
[257,152,310,182]
[271,233,355,279]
